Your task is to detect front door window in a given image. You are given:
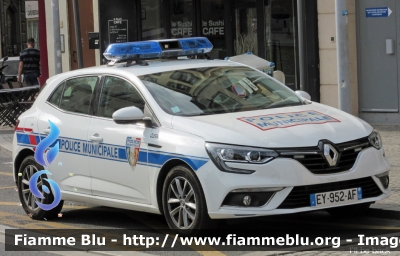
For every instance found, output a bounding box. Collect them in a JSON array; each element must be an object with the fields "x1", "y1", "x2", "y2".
[
  {"x1": 98, "y1": 76, "x2": 145, "y2": 118},
  {"x1": 88, "y1": 76, "x2": 150, "y2": 203}
]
